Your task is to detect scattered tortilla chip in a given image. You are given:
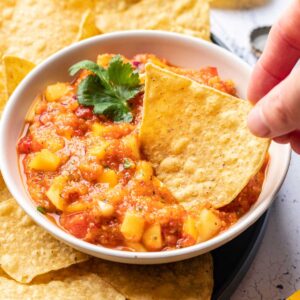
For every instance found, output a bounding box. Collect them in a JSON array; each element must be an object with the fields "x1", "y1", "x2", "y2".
[
  {"x1": 0, "y1": 0, "x2": 16, "y2": 56},
  {"x1": 77, "y1": 10, "x2": 102, "y2": 41},
  {"x1": 95, "y1": 0, "x2": 210, "y2": 40},
  {"x1": 140, "y1": 64, "x2": 269, "y2": 209},
  {"x1": 0, "y1": 172, "x2": 11, "y2": 202},
  {"x1": 0, "y1": 65, "x2": 8, "y2": 116},
  {"x1": 3, "y1": 55, "x2": 35, "y2": 96},
  {"x1": 0, "y1": 263, "x2": 125, "y2": 300},
  {"x1": 211, "y1": 0, "x2": 267, "y2": 9},
  {"x1": 89, "y1": 254, "x2": 213, "y2": 300},
  {"x1": 0, "y1": 199, "x2": 89, "y2": 283},
  {"x1": 2, "y1": 0, "x2": 94, "y2": 63}
]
